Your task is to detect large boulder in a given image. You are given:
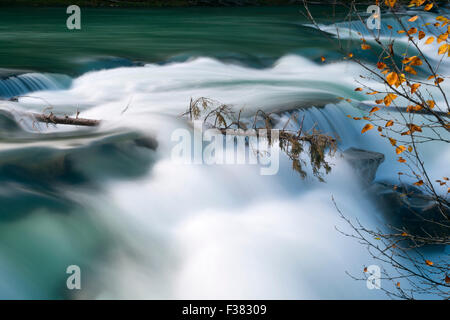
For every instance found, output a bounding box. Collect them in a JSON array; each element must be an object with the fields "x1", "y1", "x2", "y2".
[{"x1": 343, "y1": 147, "x2": 385, "y2": 185}]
